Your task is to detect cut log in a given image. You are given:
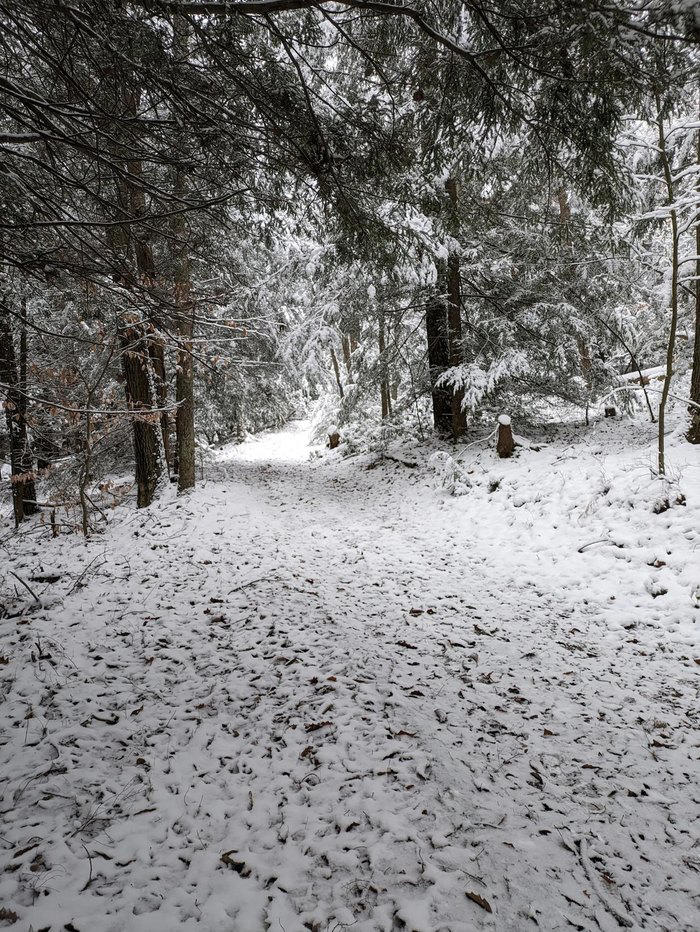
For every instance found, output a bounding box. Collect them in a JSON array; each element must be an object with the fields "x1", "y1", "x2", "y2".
[{"x1": 496, "y1": 415, "x2": 515, "y2": 458}]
